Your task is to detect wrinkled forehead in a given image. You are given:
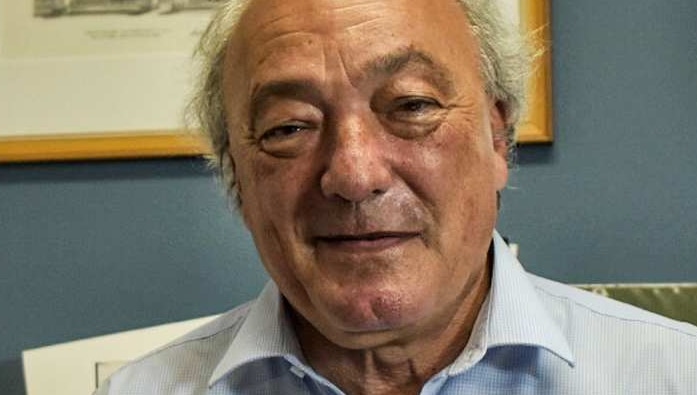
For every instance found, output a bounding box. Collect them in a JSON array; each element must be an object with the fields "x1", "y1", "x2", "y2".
[
  {"x1": 228, "y1": 0, "x2": 480, "y2": 76},
  {"x1": 236, "y1": 0, "x2": 445, "y2": 38}
]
